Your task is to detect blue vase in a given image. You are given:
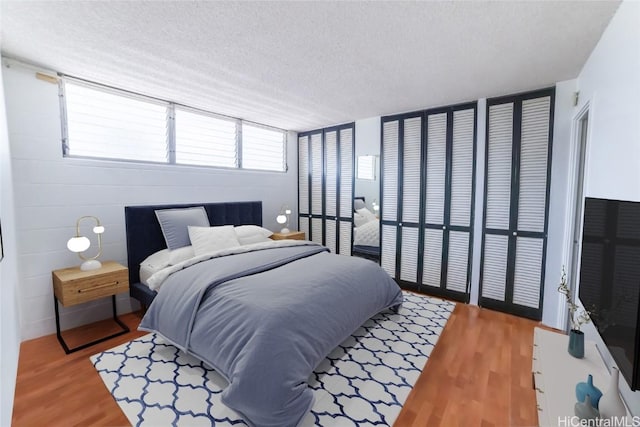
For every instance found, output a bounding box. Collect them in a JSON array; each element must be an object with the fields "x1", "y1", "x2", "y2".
[
  {"x1": 576, "y1": 374, "x2": 602, "y2": 409},
  {"x1": 568, "y1": 329, "x2": 585, "y2": 358}
]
